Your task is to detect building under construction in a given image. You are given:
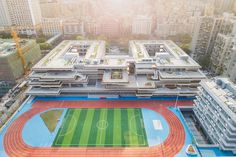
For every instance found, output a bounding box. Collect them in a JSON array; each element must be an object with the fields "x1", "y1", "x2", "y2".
[{"x1": 0, "y1": 39, "x2": 41, "y2": 97}]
